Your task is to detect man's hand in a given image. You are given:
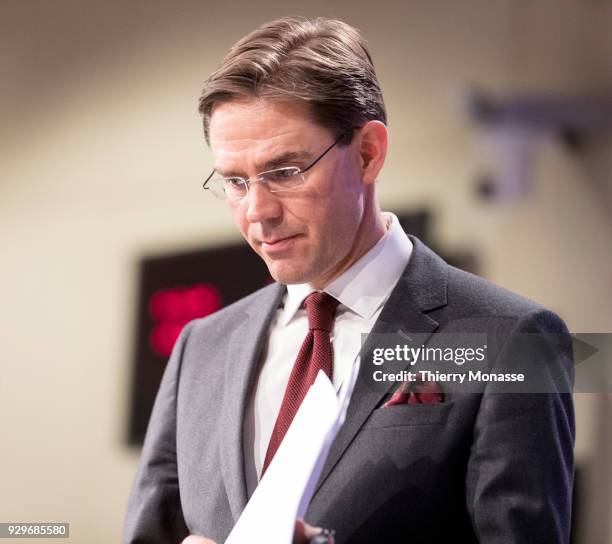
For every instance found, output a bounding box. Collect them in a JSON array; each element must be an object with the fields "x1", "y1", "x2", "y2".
[
  {"x1": 181, "y1": 537, "x2": 216, "y2": 544},
  {"x1": 180, "y1": 518, "x2": 334, "y2": 544},
  {"x1": 294, "y1": 517, "x2": 335, "y2": 544}
]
